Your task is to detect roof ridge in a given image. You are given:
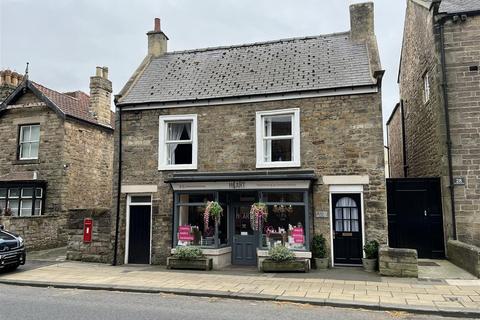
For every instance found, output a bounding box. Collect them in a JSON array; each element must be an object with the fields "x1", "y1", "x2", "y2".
[{"x1": 164, "y1": 31, "x2": 351, "y2": 56}]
